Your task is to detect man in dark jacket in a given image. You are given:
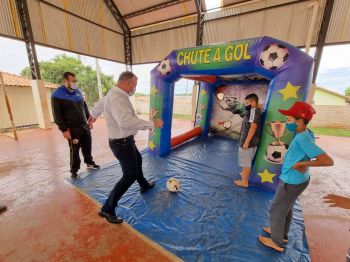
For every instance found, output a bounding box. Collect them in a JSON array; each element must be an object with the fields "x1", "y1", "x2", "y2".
[{"x1": 51, "y1": 72, "x2": 99, "y2": 179}]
